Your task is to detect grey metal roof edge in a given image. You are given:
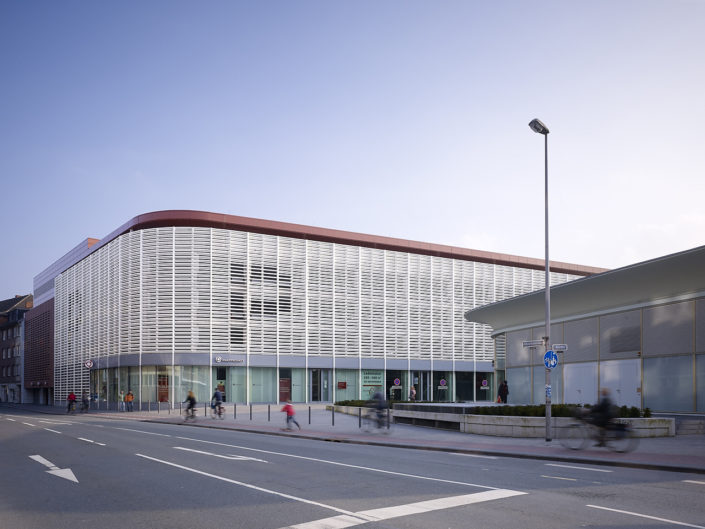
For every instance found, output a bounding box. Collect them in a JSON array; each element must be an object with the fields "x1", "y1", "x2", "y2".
[{"x1": 487, "y1": 289, "x2": 705, "y2": 337}]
